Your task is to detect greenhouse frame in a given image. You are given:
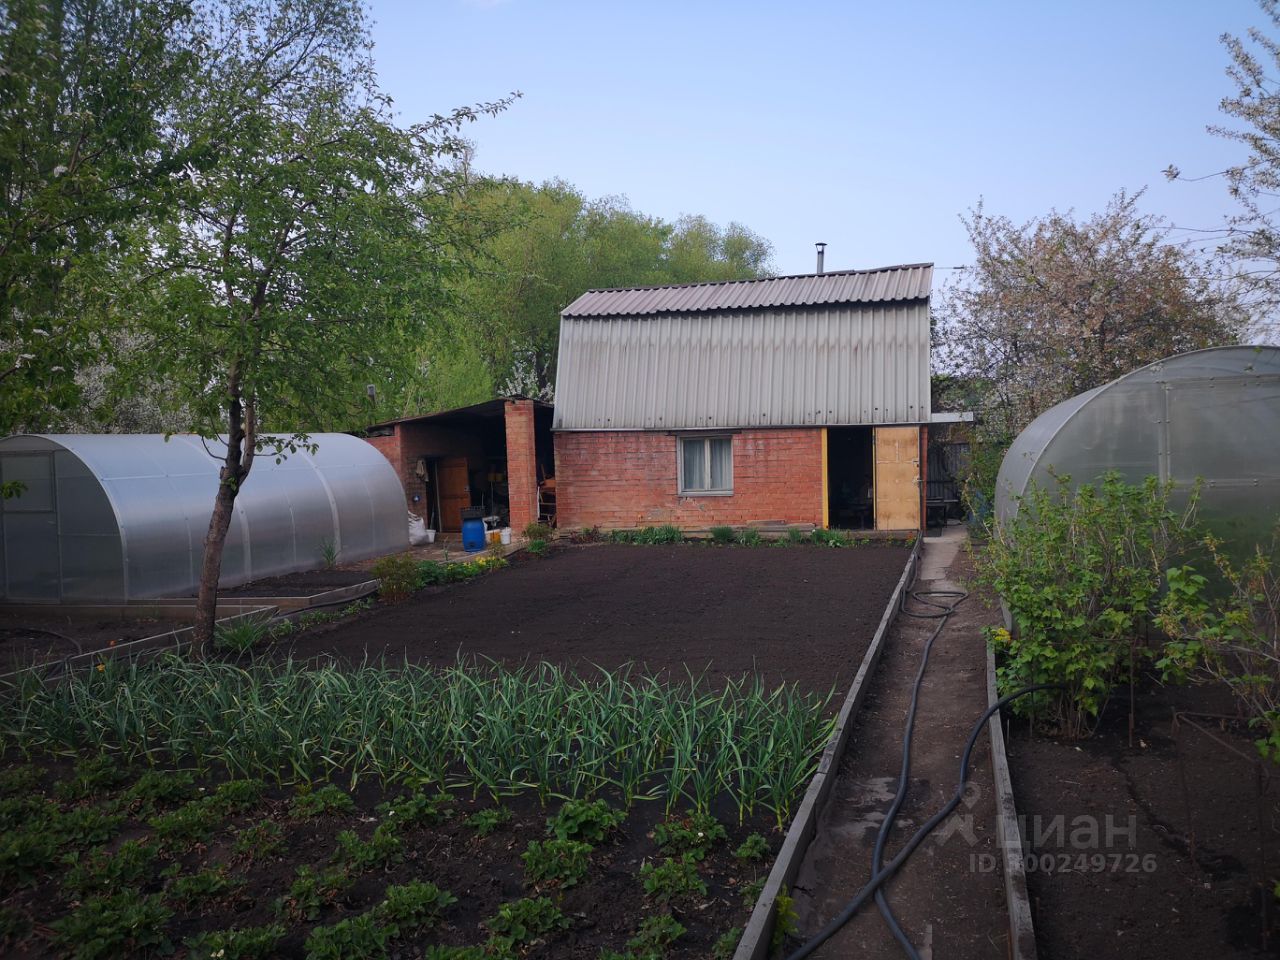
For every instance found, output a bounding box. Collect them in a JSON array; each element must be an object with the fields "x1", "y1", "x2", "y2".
[
  {"x1": 0, "y1": 433, "x2": 407, "y2": 603},
  {"x1": 995, "y1": 345, "x2": 1280, "y2": 549}
]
